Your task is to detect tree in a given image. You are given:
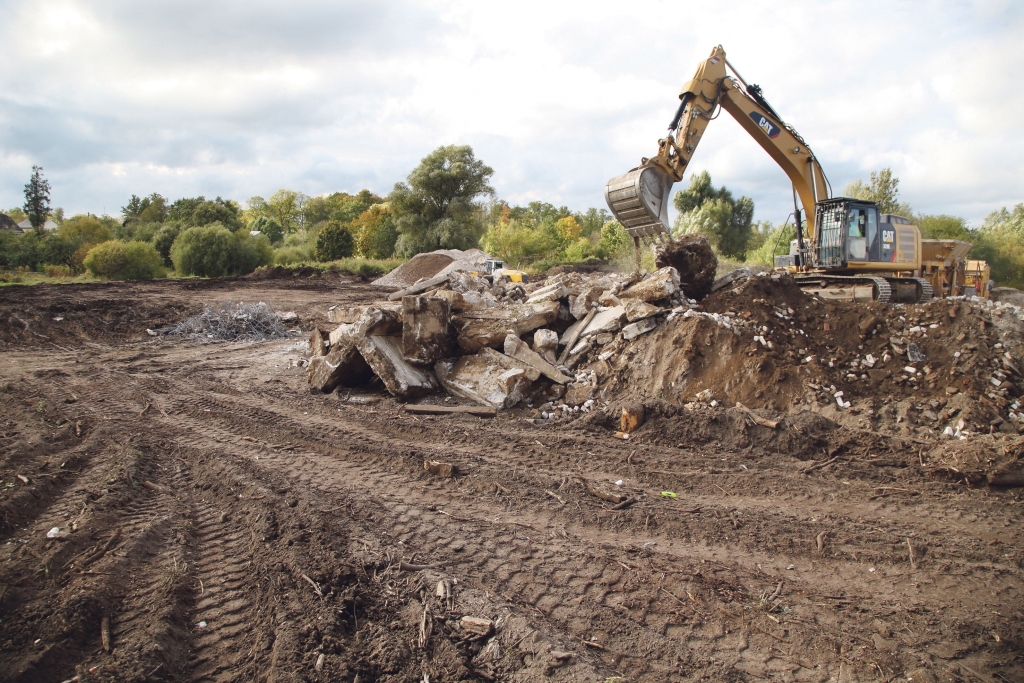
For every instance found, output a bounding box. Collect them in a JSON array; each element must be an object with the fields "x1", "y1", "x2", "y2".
[
  {"x1": 672, "y1": 171, "x2": 754, "y2": 260},
  {"x1": 351, "y1": 205, "x2": 398, "y2": 259},
  {"x1": 973, "y1": 204, "x2": 1024, "y2": 287},
  {"x1": 152, "y1": 224, "x2": 182, "y2": 267},
  {"x1": 313, "y1": 221, "x2": 355, "y2": 261},
  {"x1": 390, "y1": 145, "x2": 494, "y2": 257},
  {"x1": 844, "y1": 168, "x2": 913, "y2": 216},
  {"x1": 121, "y1": 193, "x2": 168, "y2": 223},
  {"x1": 248, "y1": 216, "x2": 284, "y2": 244},
  {"x1": 555, "y1": 216, "x2": 582, "y2": 245},
  {"x1": 23, "y1": 165, "x2": 52, "y2": 233},
  {"x1": 170, "y1": 223, "x2": 271, "y2": 277},
  {"x1": 916, "y1": 214, "x2": 972, "y2": 241},
  {"x1": 597, "y1": 221, "x2": 630, "y2": 259}
]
